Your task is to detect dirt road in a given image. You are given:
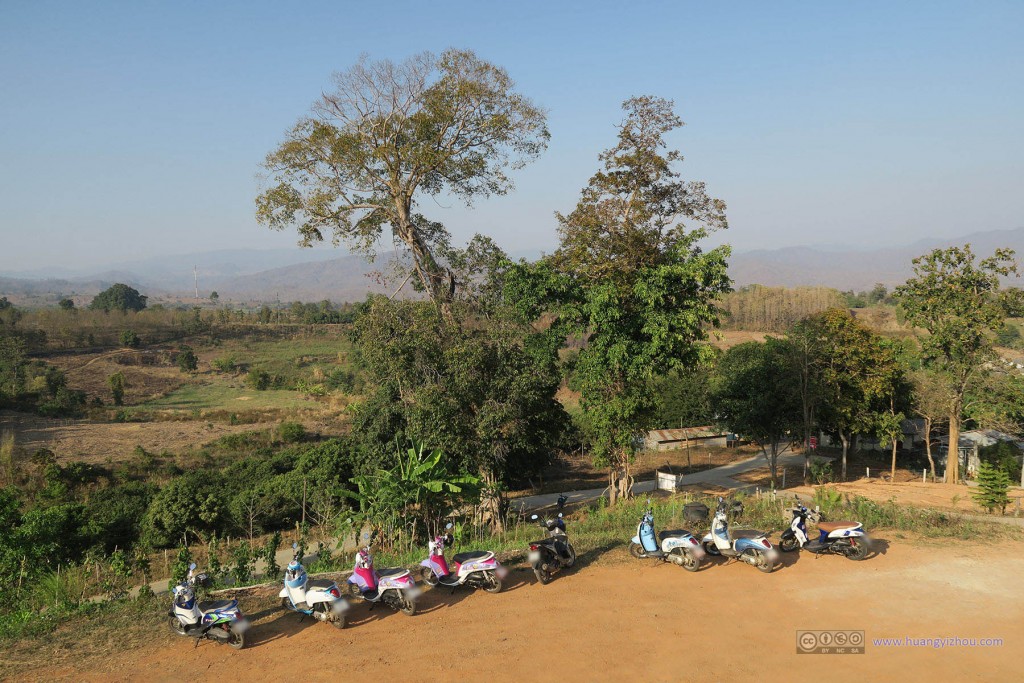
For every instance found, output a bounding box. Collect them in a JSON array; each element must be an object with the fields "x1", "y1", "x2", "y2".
[{"x1": 37, "y1": 536, "x2": 1022, "y2": 683}]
